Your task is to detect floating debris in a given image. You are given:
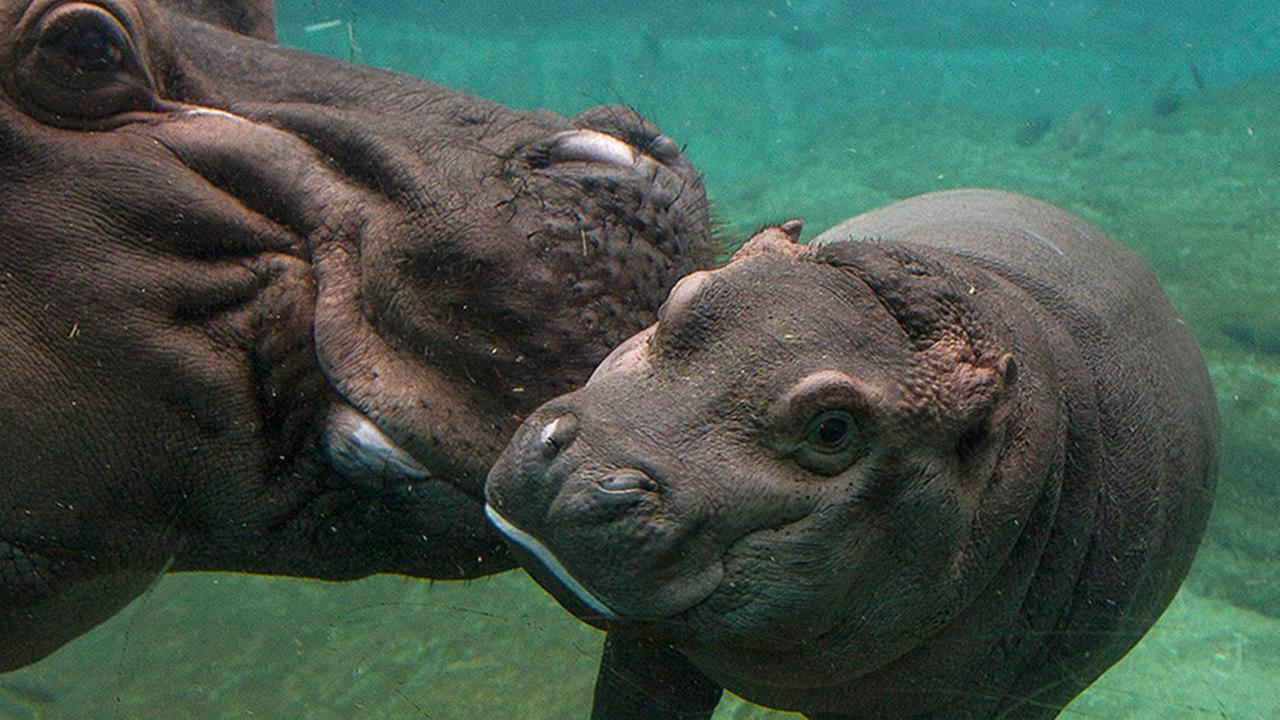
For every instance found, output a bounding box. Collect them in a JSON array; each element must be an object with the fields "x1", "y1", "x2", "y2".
[
  {"x1": 304, "y1": 19, "x2": 344, "y2": 34},
  {"x1": 1153, "y1": 87, "x2": 1183, "y2": 116},
  {"x1": 1058, "y1": 101, "x2": 1111, "y2": 156},
  {"x1": 1189, "y1": 59, "x2": 1207, "y2": 91},
  {"x1": 1014, "y1": 115, "x2": 1052, "y2": 147}
]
